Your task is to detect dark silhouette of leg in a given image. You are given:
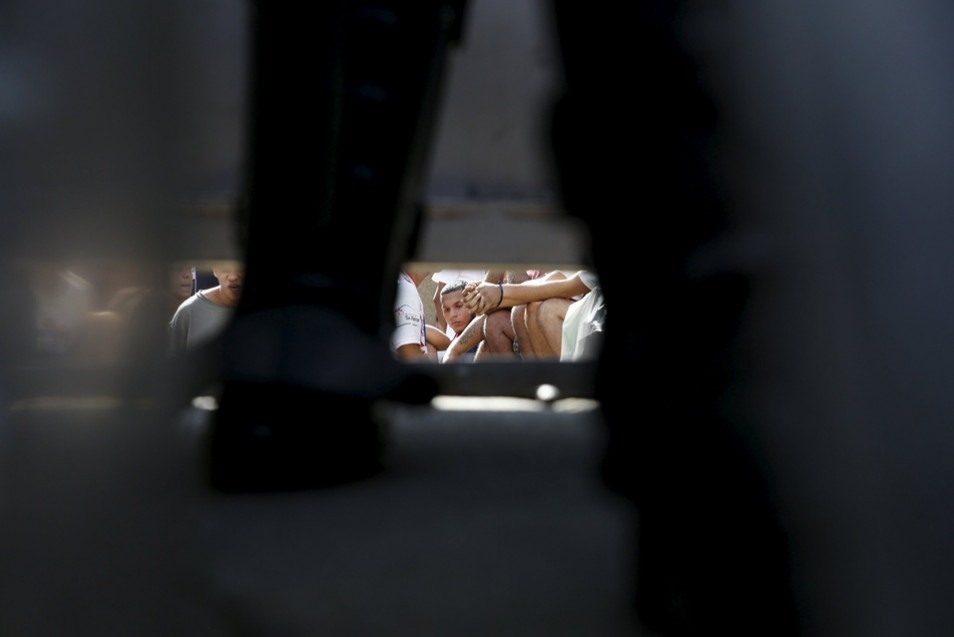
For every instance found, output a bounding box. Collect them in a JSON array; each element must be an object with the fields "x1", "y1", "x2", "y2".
[
  {"x1": 548, "y1": 2, "x2": 799, "y2": 634},
  {"x1": 208, "y1": 1, "x2": 466, "y2": 491}
]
